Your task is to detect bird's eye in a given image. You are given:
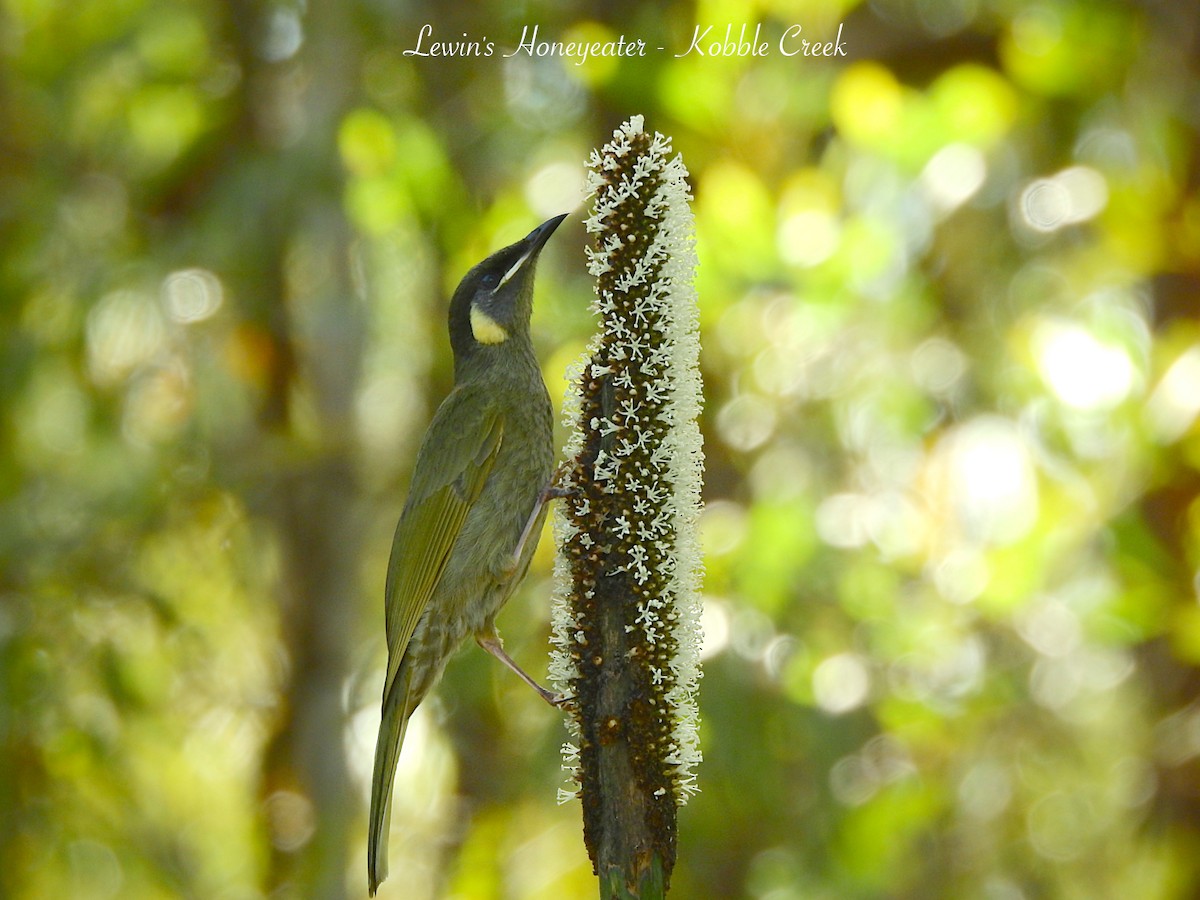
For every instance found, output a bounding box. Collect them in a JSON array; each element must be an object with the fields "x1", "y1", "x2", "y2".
[{"x1": 481, "y1": 272, "x2": 499, "y2": 290}]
